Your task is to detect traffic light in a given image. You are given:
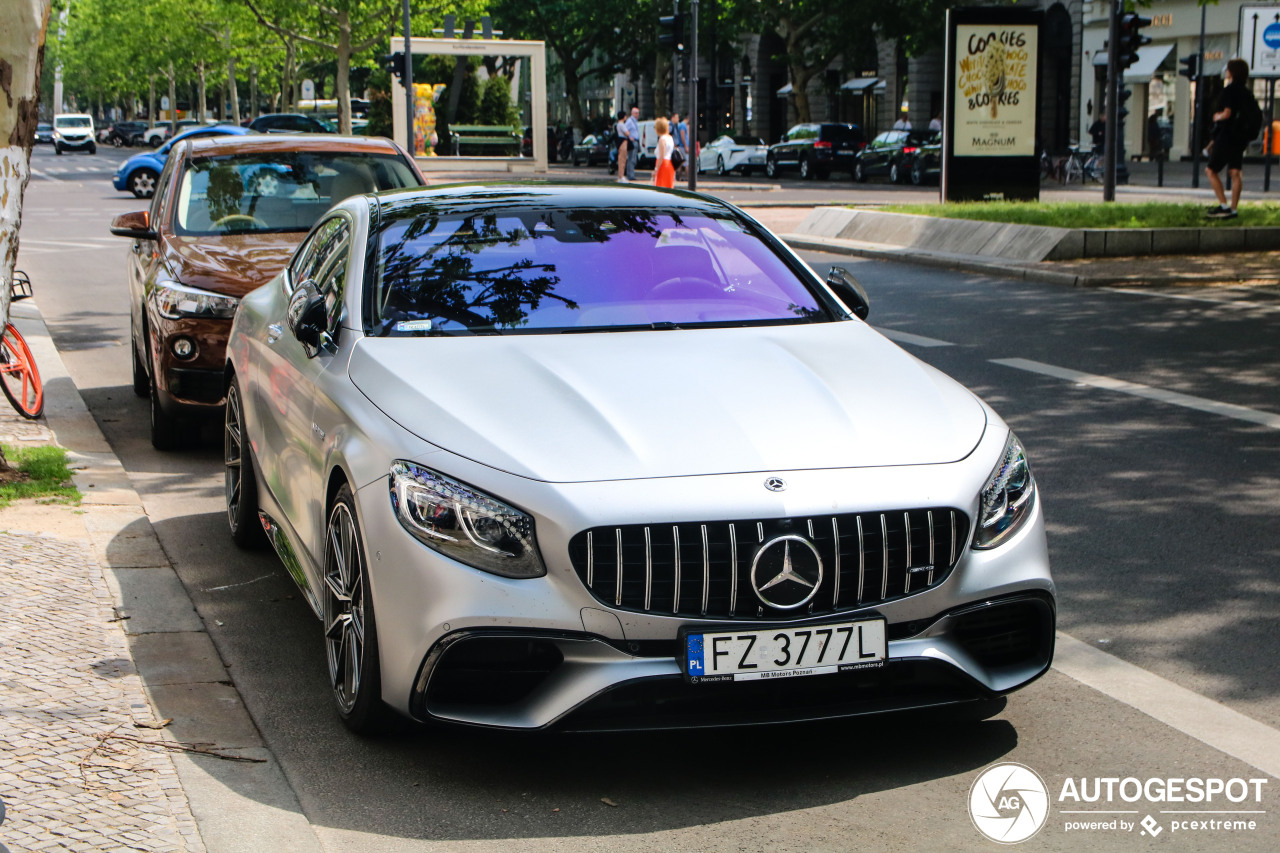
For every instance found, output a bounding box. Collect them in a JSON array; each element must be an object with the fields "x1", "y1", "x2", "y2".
[
  {"x1": 1116, "y1": 12, "x2": 1152, "y2": 69},
  {"x1": 1179, "y1": 52, "x2": 1200, "y2": 81},
  {"x1": 381, "y1": 52, "x2": 407, "y2": 84},
  {"x1": 659, "y1": 12, "x2": 686, "y2": 52},
  {"x1": 1116, "y1": 86, "x2": 1133, "y2": 120}
]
